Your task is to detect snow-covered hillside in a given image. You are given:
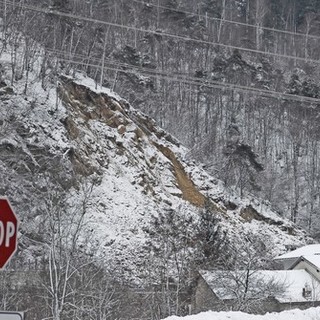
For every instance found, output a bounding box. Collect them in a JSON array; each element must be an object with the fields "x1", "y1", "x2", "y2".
[
  {"x1": 60, "y1": 73, "x2": 312, "y2": 258},
  {"x1": 0, "y1": 48, "x2": 312, "y2": 276},
  {"x1": 0, "y1": 40, "x2": 315, "y2": 319}
]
